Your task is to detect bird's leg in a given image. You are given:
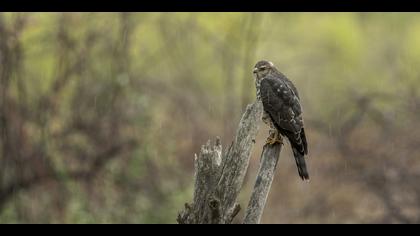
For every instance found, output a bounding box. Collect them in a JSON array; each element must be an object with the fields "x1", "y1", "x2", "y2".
[
  {"x1": 265, "y1": 129, "x2": 283, "y2": 146},
  {"x1": 262, "y1": 111, "x2": 283, "y2": 145}
]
